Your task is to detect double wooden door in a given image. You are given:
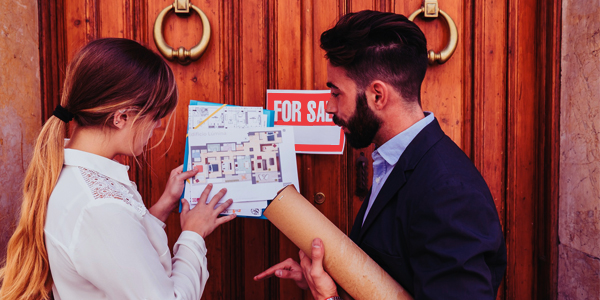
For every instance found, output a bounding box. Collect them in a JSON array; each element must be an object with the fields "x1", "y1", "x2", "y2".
[{"x1": 40, "y1": 0, "x2": 560, "y2": 299}]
